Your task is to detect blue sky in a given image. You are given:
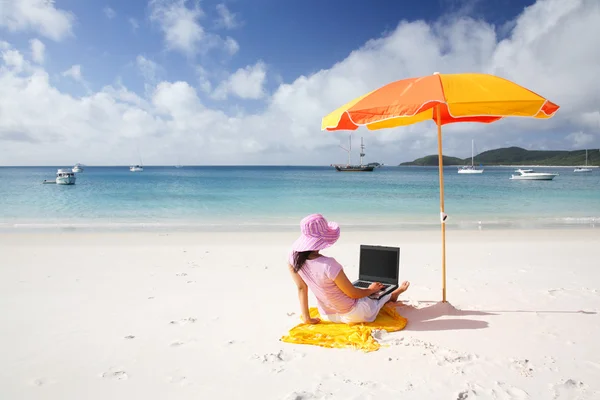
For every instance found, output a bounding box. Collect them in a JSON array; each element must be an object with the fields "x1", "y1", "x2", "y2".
[
  {"x1": 0, "y1": 0, "x2": 598, "y2": 165},
  {"x1": 37, "y1": 0, "x2": 537, "y2": 94}
]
